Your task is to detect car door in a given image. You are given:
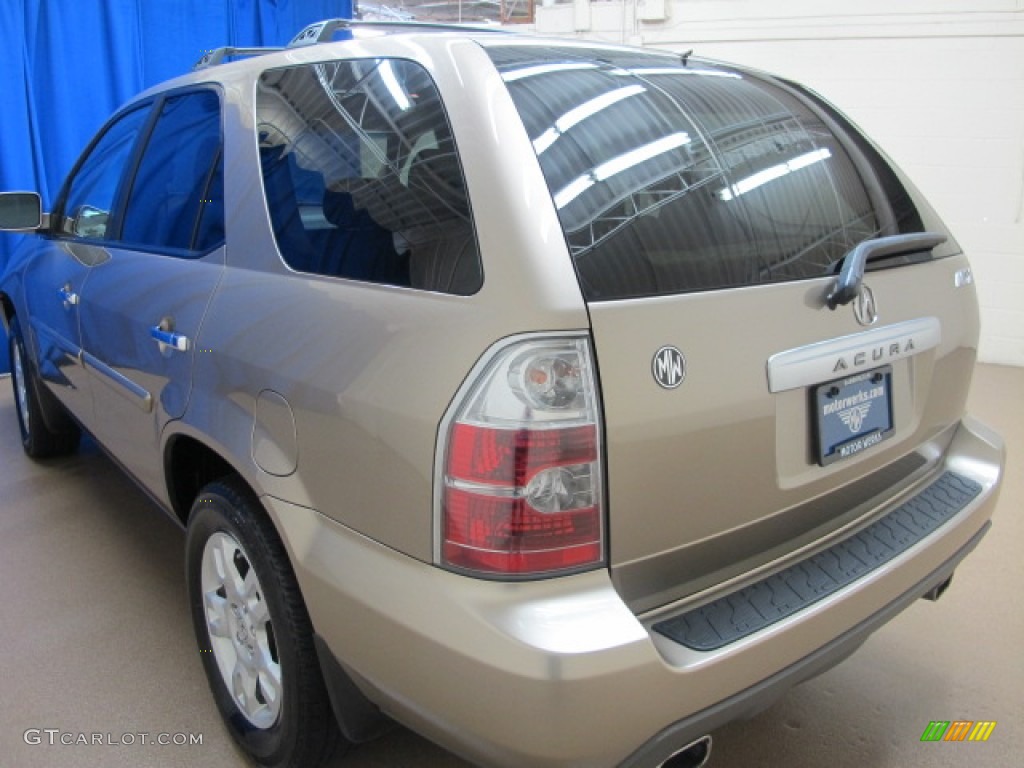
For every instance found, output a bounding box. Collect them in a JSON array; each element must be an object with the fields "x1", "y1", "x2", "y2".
[
  {"x1": 77, "y1": 89, "x2": 225, "y2": 497},
  {"x1": 20, "y1": 104, "x2": 154, "y2": 423}
]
